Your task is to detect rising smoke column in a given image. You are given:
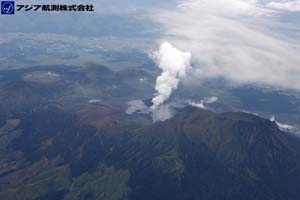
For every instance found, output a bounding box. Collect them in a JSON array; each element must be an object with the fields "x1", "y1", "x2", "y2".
[{"x1": 151, "y1": 42, "x2": 192, "y2": 110}]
